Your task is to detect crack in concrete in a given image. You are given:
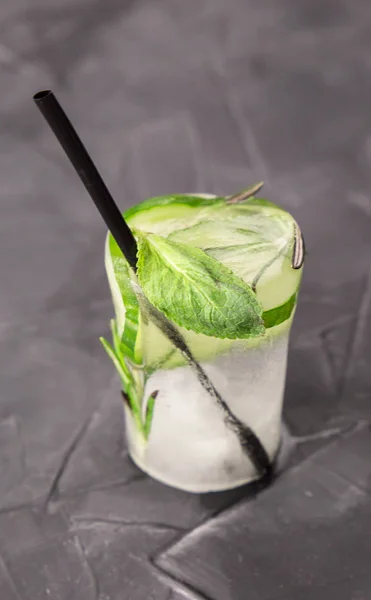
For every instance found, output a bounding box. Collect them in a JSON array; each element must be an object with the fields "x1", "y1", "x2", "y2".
[
  {"x1": 318, "y1": 333, "x2": 338, "y2": 392},
  {"x1": 71, "y1": 517, "x2": 187, "y2": 534},
  {"x1": 151, "y1": 562, "x2": 212, "y2": 600},
  {"x1": 341, "y1": 266, "x2": 371, "y2": 395},
  {"x1": 44, "y1": 412, "x2": 99, "y2": 510},
  {"x1": 56, "y1": 473, "x2": 146, "y2": 503},
  {"x1": 0, "y1": 474, "x2": 146, "y2": 517}
]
